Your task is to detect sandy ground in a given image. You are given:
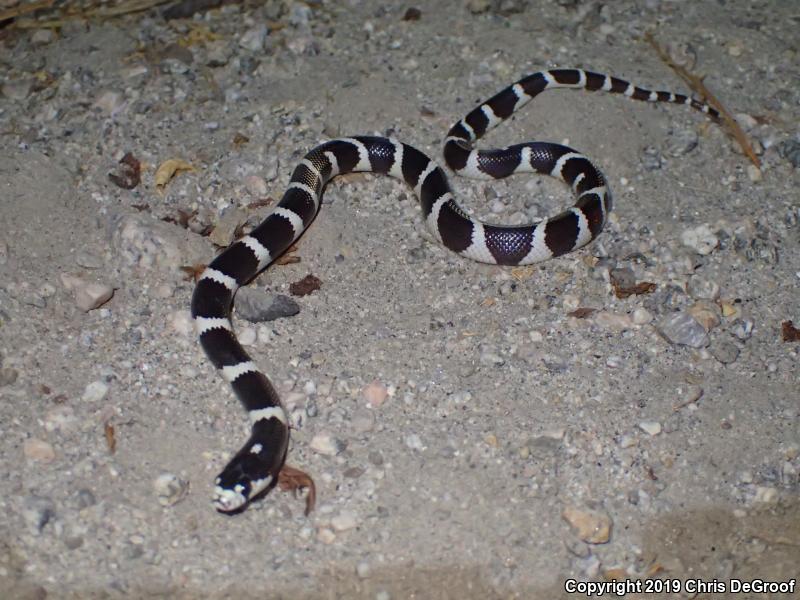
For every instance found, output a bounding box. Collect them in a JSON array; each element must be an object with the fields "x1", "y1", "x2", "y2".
[{"x1": 0, "y1": 0, "x2": 798, "y2": 598}]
